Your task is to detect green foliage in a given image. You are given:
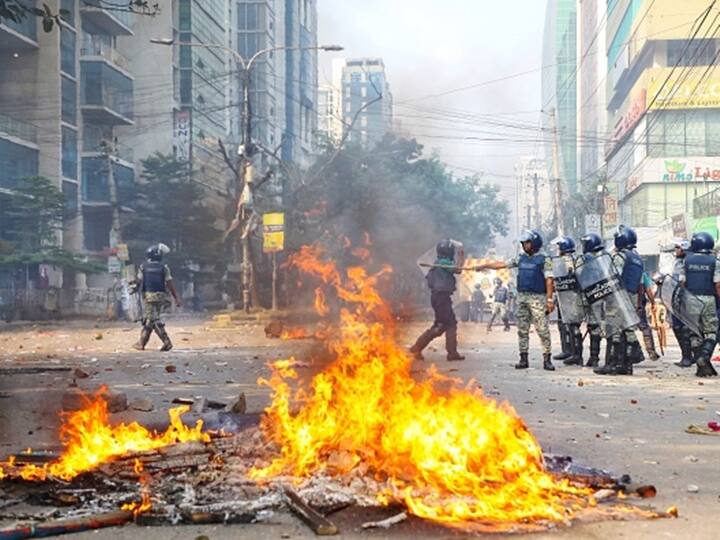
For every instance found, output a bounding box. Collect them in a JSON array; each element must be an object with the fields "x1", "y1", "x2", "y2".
[
  {"x1": 288, "y1": 136, "x2": 510, "y2": 257},
  {"x1": 0, "y1": 176, "x2": 100, "y2": 272},
  {"x1": 0, "y1": 1, "x2": 68, "y2": 32},
  {"x1": 125, "y1": 153, "x2": 223, "y2": 283}
]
